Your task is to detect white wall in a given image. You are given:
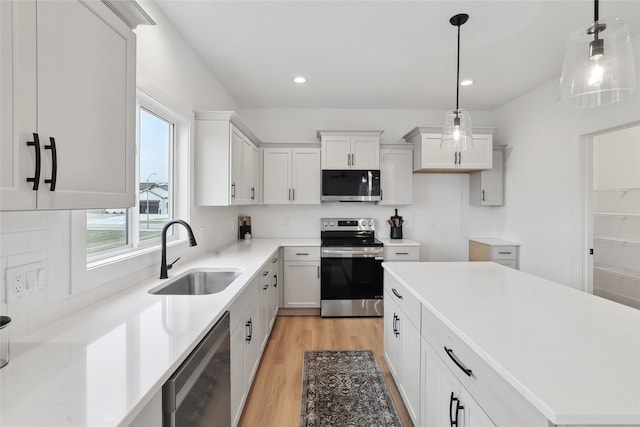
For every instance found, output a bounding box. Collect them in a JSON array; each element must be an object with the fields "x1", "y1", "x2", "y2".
[
  {"x1": 491, "y1": 72, "x2": 640, "y2": 288},
  {"x1": 0, "y1": 1, "x2": 241, "y2": 335}
]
